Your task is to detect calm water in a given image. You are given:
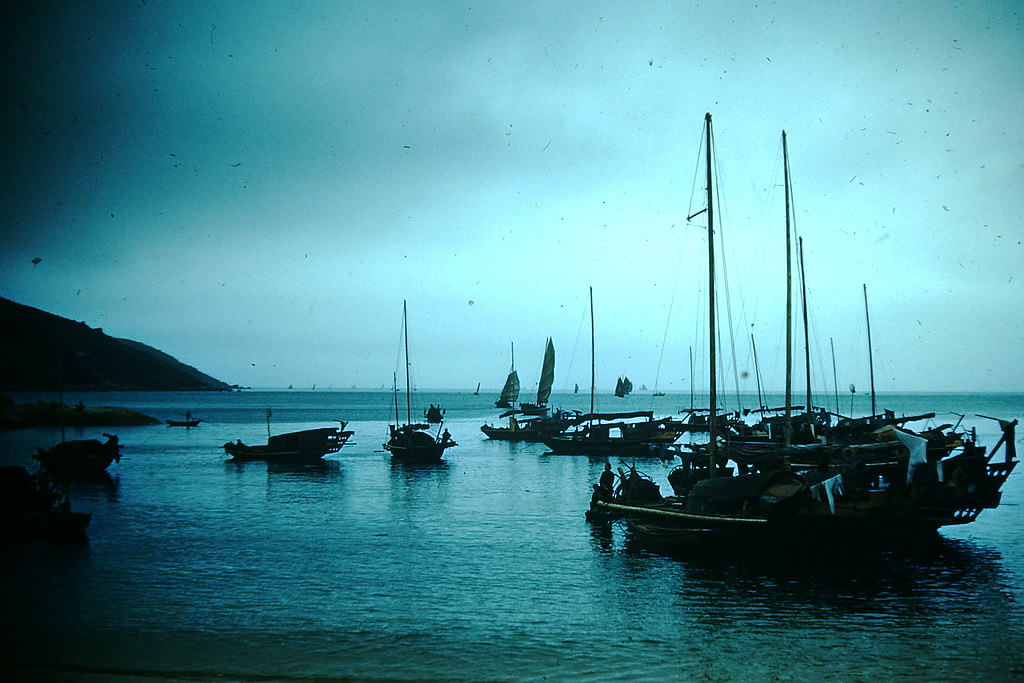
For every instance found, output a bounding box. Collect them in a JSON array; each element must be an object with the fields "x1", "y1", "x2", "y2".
[{"x1": 1, "y1": 390, "x2": 1023, "y2": 682}]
